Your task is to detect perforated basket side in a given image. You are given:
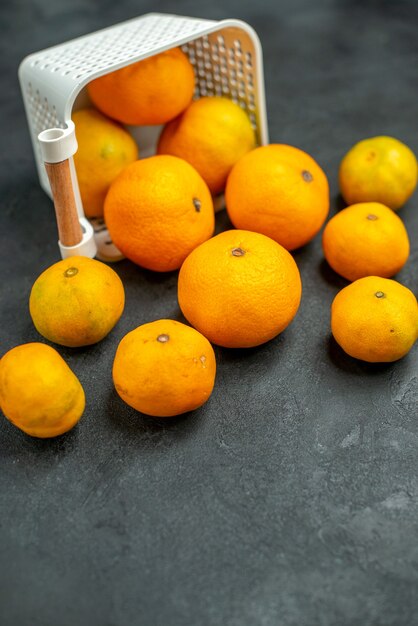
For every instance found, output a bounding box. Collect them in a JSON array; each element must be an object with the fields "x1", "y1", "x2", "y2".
[
  {"x1": 182, "y1": 26, "x2": 266, "y2": 145},
  {"x1": 22, "y1": 14, "x2": 217, "y2": 86}
]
